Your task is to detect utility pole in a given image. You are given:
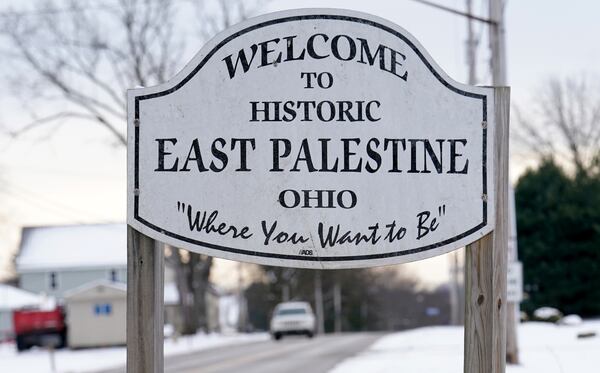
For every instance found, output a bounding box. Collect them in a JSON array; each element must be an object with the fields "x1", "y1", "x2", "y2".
[
  {"x1": 333, "y1": 276, "x2": 342, "y2": 333},
  {"x1": 237, "y1": 262, "x2": 247, "y2": 332},
  {"x1": 314, "y1": 271, "x2": 325, "y2": 335},
  {"x1": 466, "y1": 0, "x2": 478, "y2": 85},
  {"x1": 449, "y1": 0, "x2": 478, "y2": 327},
  {"x1": 489, "y1": 0, "x2": 519, "y2": 364},
  {"x1": 489, "y1": 0, "x2": 507, "y2": 85},
  {"x1": 409, "y1": 0, "x2": 518, "y2": 364},
  {"x1": 448, "y1": 252, "x2": 461, "y2": 325},
  {"x1": 281, "y1": 268, "x2": 294, "y2": 302},
  {"x1": 282, "y1": 284, "x2": 290, "y2": 302},
  {"x1": 506, "y1": 187, "x2": 520, "y2": 364}
]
